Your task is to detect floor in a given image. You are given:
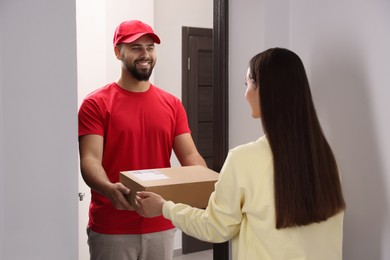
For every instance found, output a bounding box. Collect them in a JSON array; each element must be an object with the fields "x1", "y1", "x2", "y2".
[{"x1": 173, "y1": 249, "x2": 213, "y2": 260}]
